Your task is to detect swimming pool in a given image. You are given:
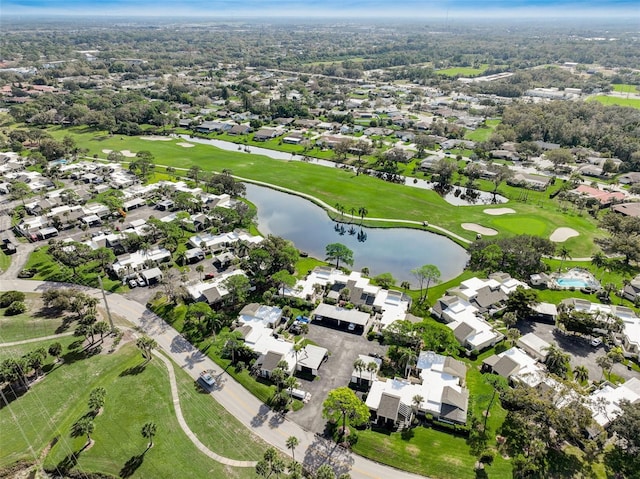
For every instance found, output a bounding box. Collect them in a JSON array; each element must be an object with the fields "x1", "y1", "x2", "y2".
[{"x1": 556, "y1": 278, "x2": 591, "y2": 288}]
